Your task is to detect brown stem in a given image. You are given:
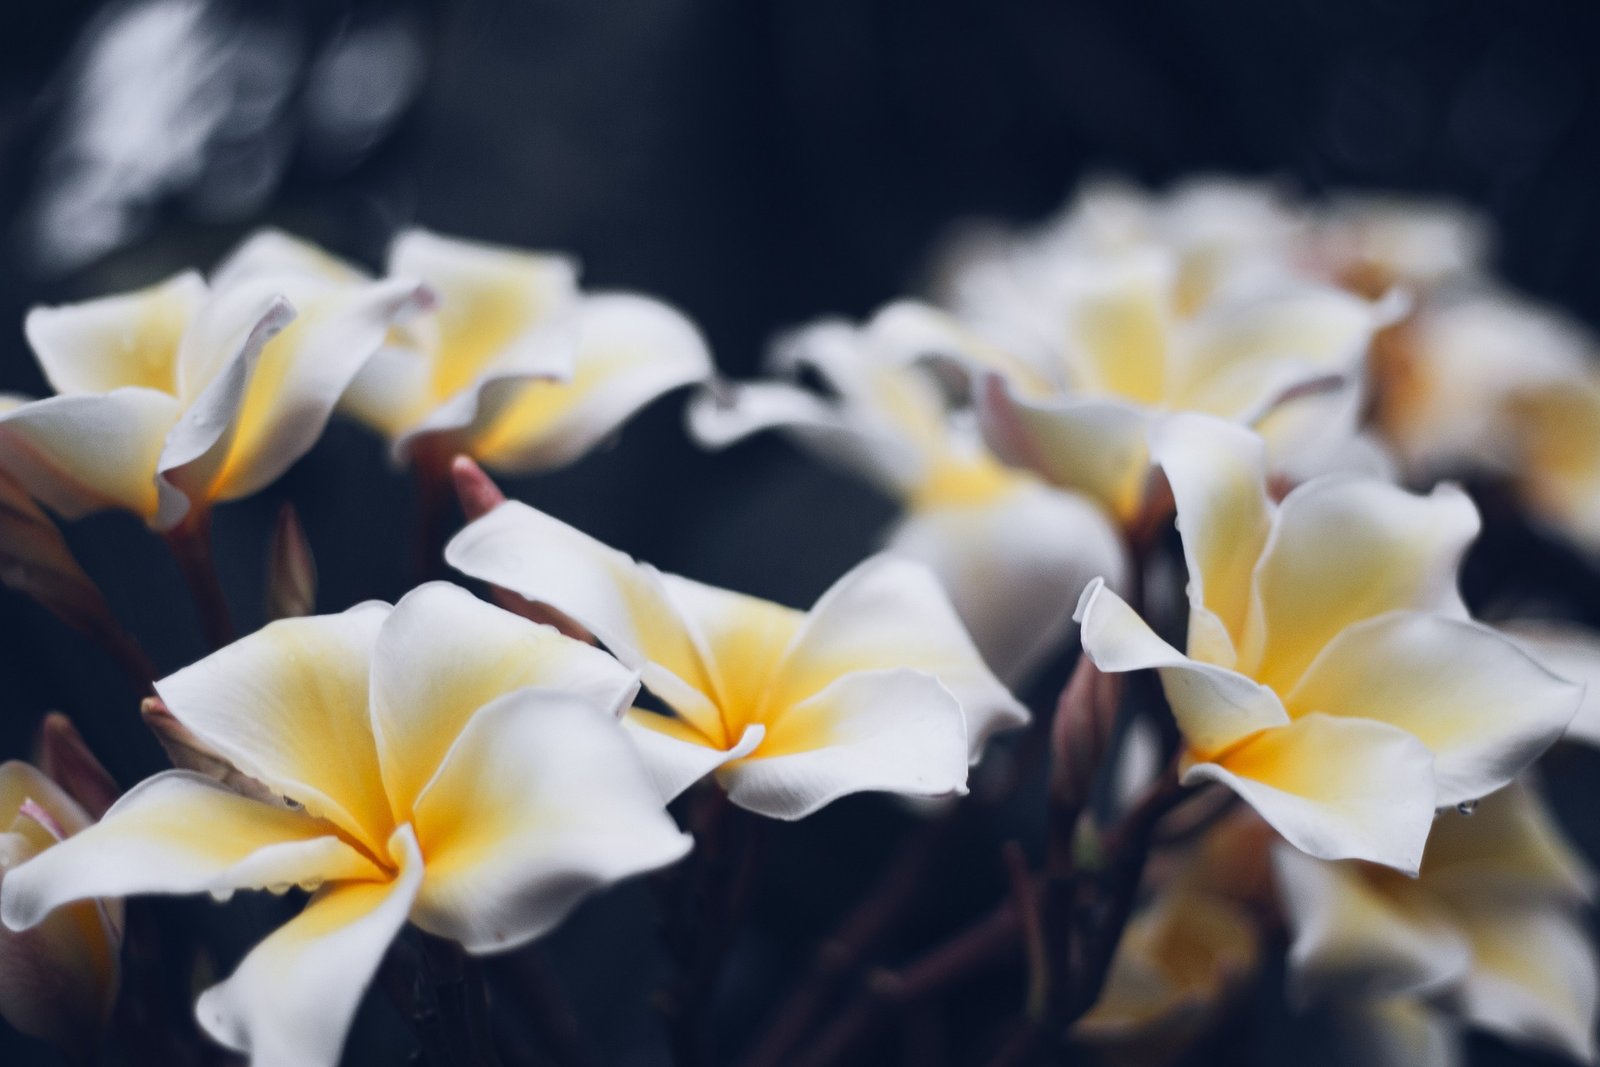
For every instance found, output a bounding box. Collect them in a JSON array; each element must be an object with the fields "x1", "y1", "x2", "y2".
[
  {"x1": 163, "y1": 506, "x2": 234, "y2": 651},
  {"x1": 660, "y1": 788, "x2": 758, "y2": 1066},
  {"x1": 737, "y1": 811, "x2": 957, "y2": 1067},
  {"x1": 791, "y1": 901, "x2": 1024, "y2": 1067},
  {"x1": 412, "y1": 441, "x2": 457, "y2": 584}
]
